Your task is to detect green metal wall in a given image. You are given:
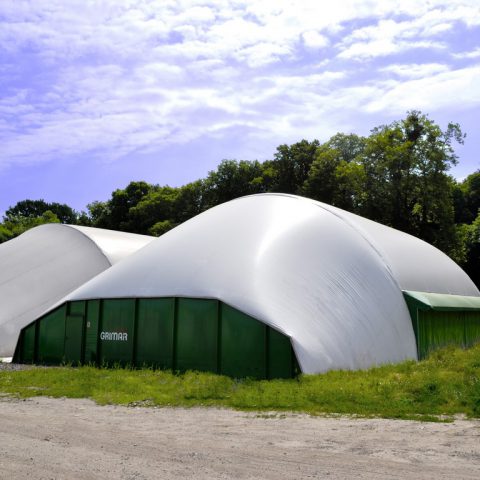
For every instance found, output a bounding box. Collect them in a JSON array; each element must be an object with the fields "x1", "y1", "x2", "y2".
[
  {"x1": 136, "y1": 298, "x2": 175, "y2": 368},
  {"x1": 100, "y1": 299, "x2": 135, "y2": 366},
  {"x1": 176, "y1": 298, "x2": 218, "y2": 372},
  {"x1": 38, "y1": 305, "x2": 66, "y2": 364},
  {"x1": 85, "y1": 300, "x2": 100, "y2": 363},
  {"x1": 20, "y1": 322, "x2": 37, "y2": 363},
  {"x1": 465, "y1": 312, "x2": 480, "y2": 347},
  {"x1": 14, "y1": 298, "x2": 298, "y2": 379},
  {"x1": 220, "y1": 304, "x2": 267, "y2": 378},
  {"x1": 413, "y1": 310, "x2": 480, "y2": 359}
]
